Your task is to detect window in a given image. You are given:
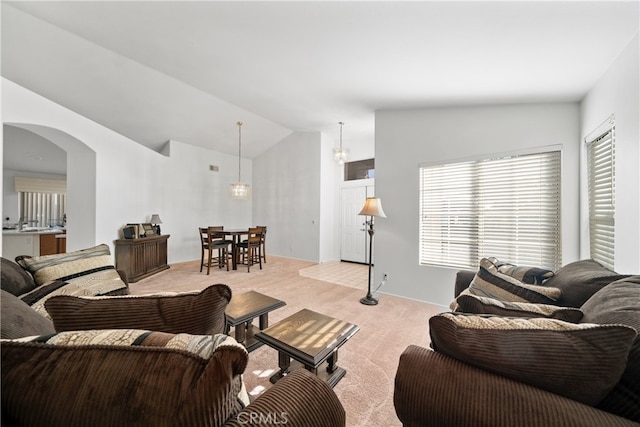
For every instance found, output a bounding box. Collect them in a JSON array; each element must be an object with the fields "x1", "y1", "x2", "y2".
[
  {"x1": 586, "y1": 122, "x2": 615, "y2": 270},
  {"x1": 15, "y1": 177, "x2": 67, "y2": 228},
  {"x1": 419, "y1": 150, "x2": 561, "y2": 270}
]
